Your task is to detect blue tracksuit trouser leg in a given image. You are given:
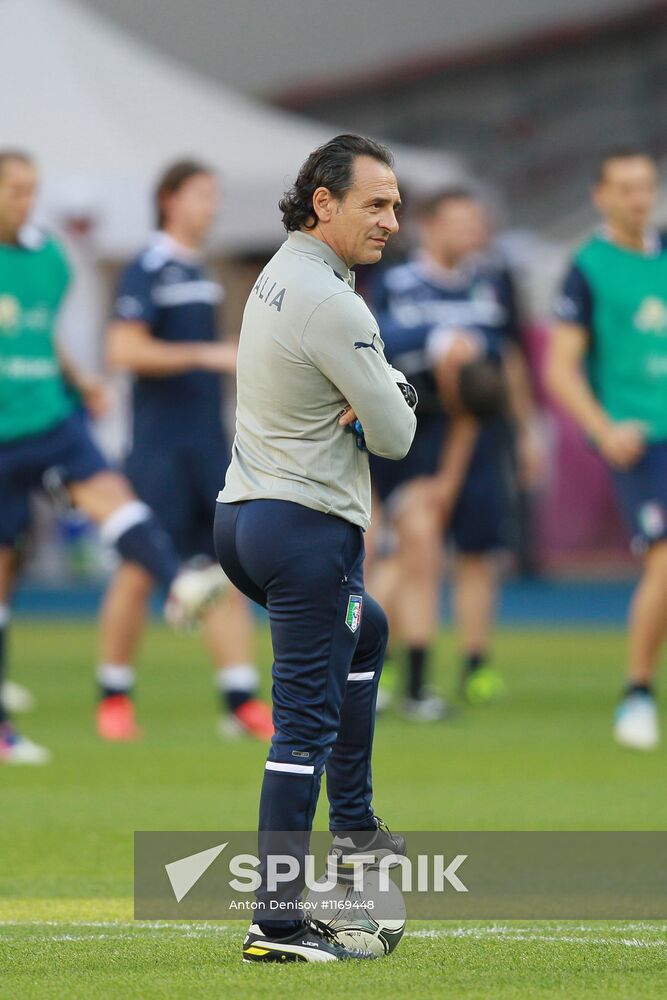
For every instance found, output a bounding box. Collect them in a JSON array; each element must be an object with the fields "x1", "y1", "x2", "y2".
[{"x1": 214, "y1": 499, "x2": 388, "y2": 922}]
